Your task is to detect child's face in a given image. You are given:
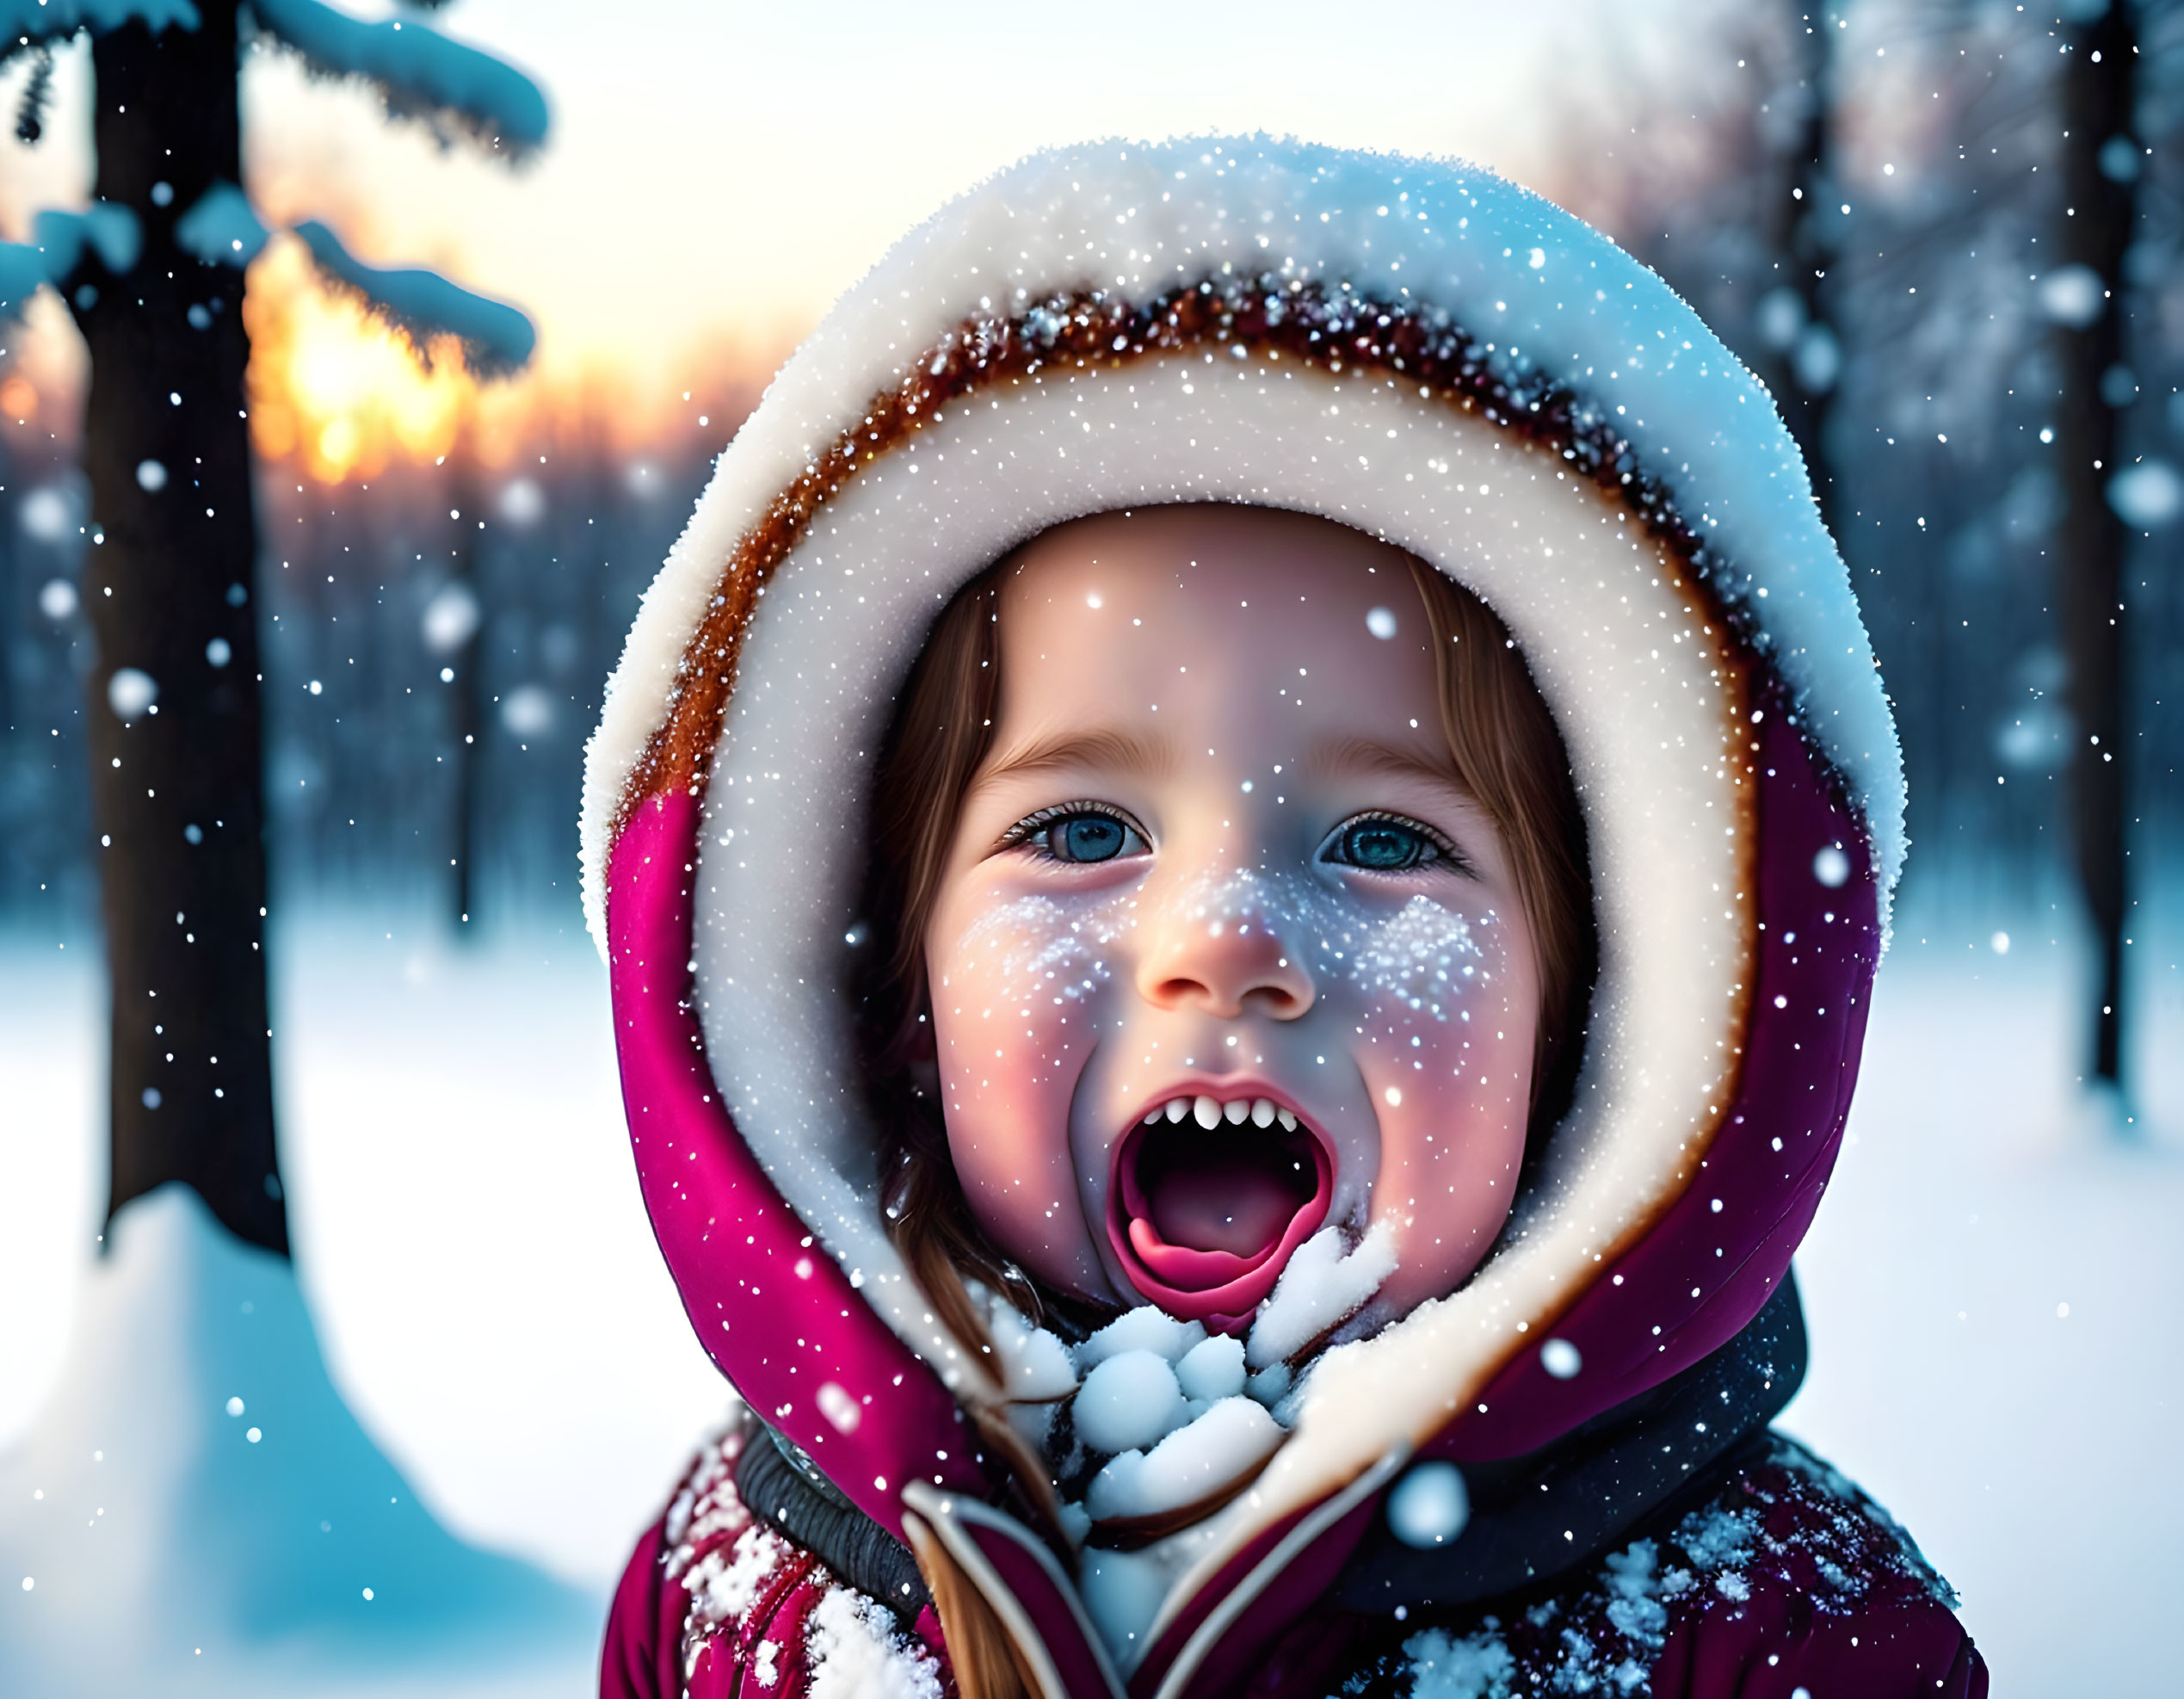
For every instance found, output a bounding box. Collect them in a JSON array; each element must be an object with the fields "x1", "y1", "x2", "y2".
[{"x1": 922, "y1": 507, "x2": 1539, "y2": 1332}]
